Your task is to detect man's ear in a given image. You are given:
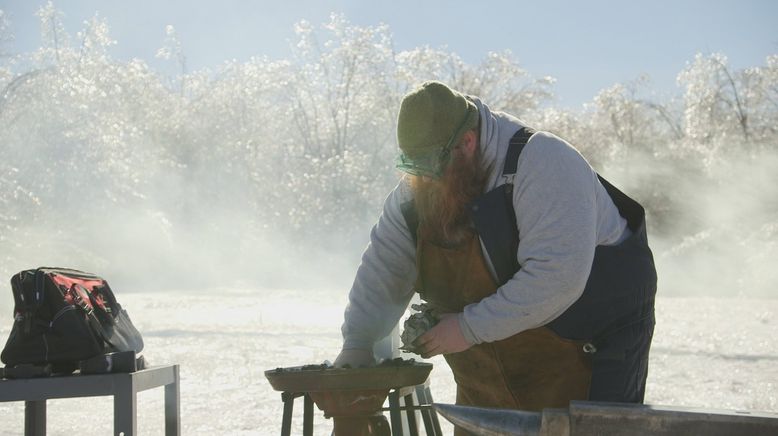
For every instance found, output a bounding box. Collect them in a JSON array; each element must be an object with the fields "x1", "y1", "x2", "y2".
[{"x1": 462, "y1": 130, "x2": 478, "y2": 157}]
